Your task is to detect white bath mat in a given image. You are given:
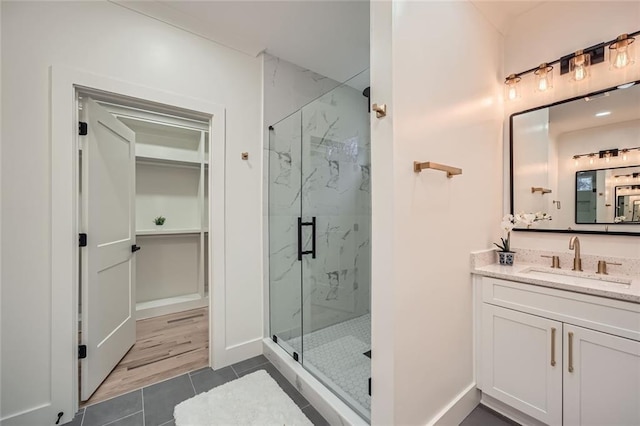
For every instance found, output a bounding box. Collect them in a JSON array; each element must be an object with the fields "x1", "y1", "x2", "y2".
[{"x1": 174, "y1": 370, "x2": 313, "y2": 426}]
